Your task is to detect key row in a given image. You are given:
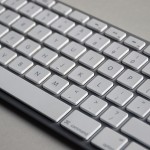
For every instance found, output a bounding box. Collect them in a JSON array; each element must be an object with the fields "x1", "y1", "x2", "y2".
[
  {"x1": 0, "y1": 46, "x2": 150, "y2": 120},
  {"x1": 0, "y1": 0, "x2": 148, "y2": 52}
]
